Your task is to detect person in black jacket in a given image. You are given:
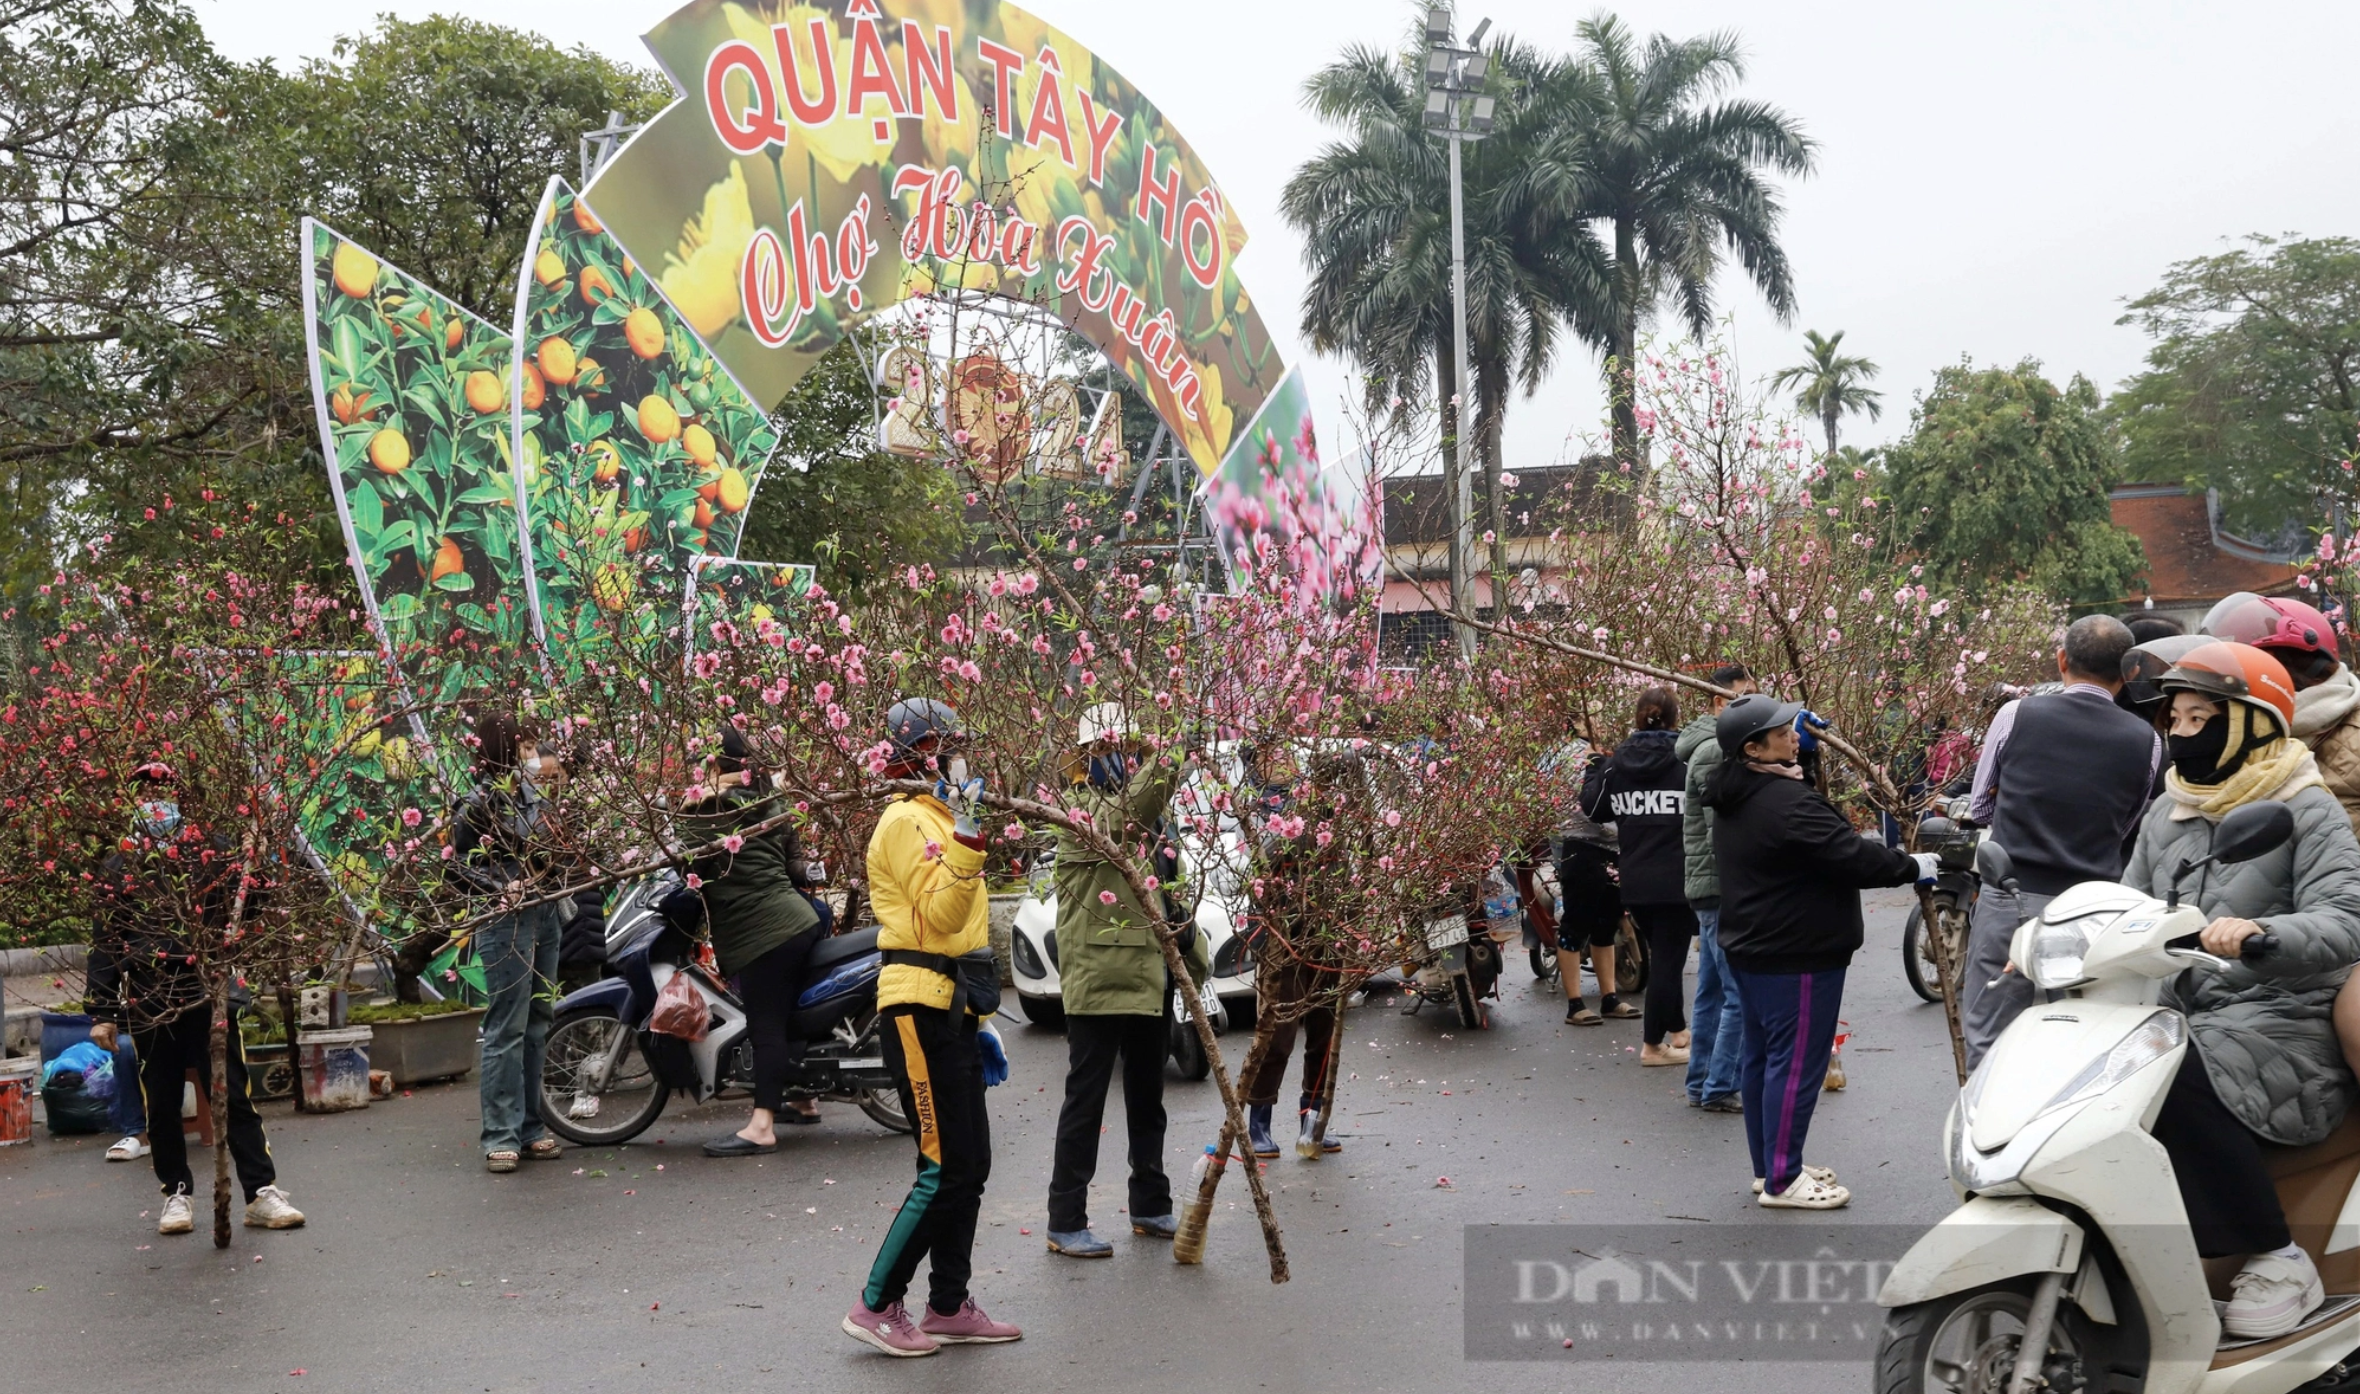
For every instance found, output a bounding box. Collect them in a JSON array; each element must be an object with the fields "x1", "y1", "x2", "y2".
[
  {"x1": 1582, "y1": 688, "x2": 1697, "y2": 1066},
  {"x1": 1705, "y1": 696, "x2": 1935, "y2": 1209},
  {"x1": 86, "y1": 761, "x2": 305, "y2": 1235}
]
